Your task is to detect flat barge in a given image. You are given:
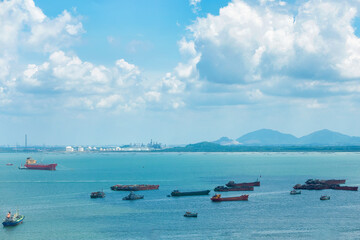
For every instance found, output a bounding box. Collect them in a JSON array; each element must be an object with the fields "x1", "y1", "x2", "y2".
[
  {"x1": 214, "y1": 186, "x2": 254, "y2": 192},
  {"x1": 211, "y1": 194, "x2": 249, "y2": 202},
  {"x1": 226, "y1": 180, "x2": 260, "y2": 187},
  {"x1": 111, "y1": 184, "x2": 159, "y2": 191},
  {"x1": 294, "y1": 179, "x2": 357, "y2": 191},
  {"x1": 171, "y1": 190, "x2": 210, "y2": 196}
]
